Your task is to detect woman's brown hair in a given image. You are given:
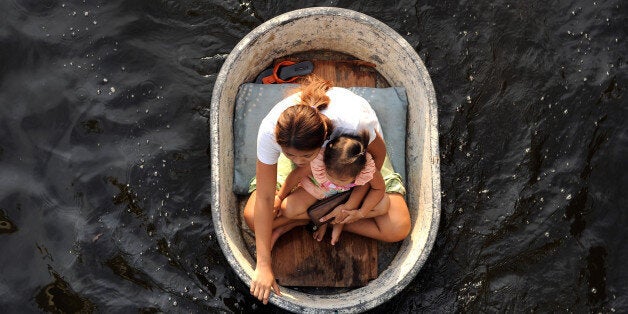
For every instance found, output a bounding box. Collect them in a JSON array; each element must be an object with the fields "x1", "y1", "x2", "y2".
[
  {"x1": 324, "y1": 130, "x2": 371, "y2": 179},
  {"x1": 275, "y1": 75, "x2": 334, "y2": 150}
]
